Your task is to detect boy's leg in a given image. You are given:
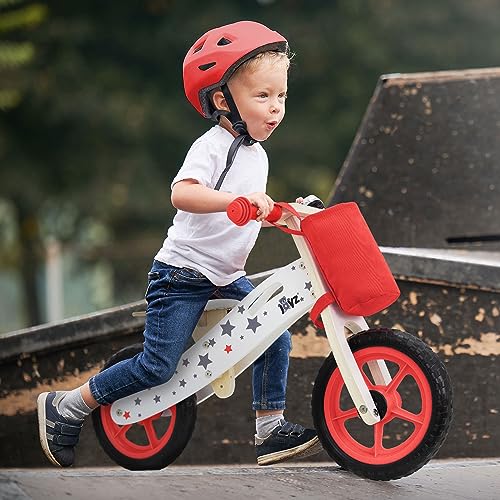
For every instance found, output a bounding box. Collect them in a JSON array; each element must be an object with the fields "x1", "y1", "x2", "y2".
[
  {"x1": 218, "y1": 276, "x2": 322, "y2": 465},
  {"x1": 89, "y1": 264, "x2": 215, "y2": 404},
  {"x1": 250, "y1": 315, "x2": 322, "y2": 465},
  {"x1": 38, "y1": 262, "x2": 216, "y2": 467},
  {"x1": 217, "y1": 276, "x2": 292, "y2": 409}
]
